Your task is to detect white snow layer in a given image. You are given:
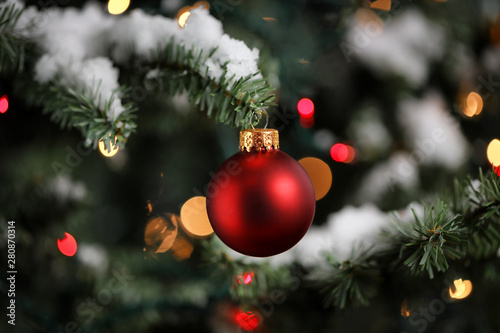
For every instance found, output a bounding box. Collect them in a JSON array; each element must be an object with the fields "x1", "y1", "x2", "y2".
[
  {"x1": 397, "y1": 93, "x2": 470, "y2": 169},
  {"x1": 345, "y1": 10, "x2": 445, "y2": 86},
  {"x1": 3, "y1": 1, "x2": 261, "y2": 121}
]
